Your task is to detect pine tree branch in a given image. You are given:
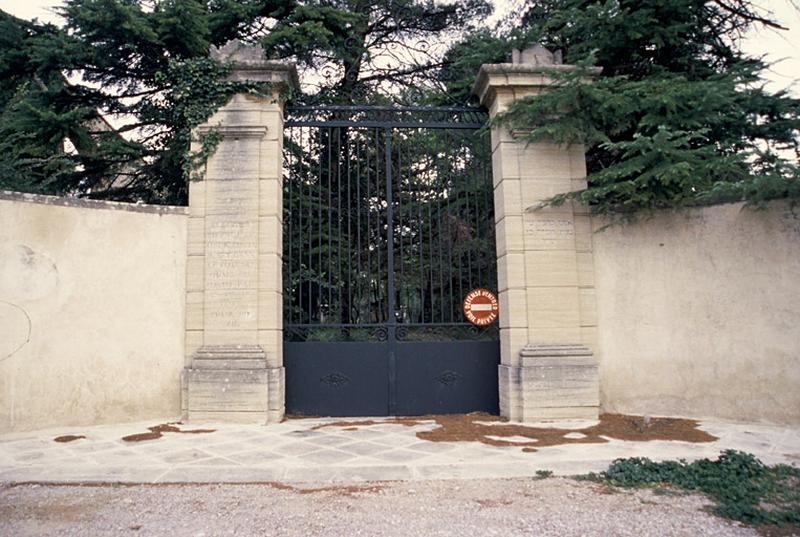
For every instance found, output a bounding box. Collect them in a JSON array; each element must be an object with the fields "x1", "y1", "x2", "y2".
[{"x1": 712, "y1": 0, "x2": 788, "y2": 30}]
